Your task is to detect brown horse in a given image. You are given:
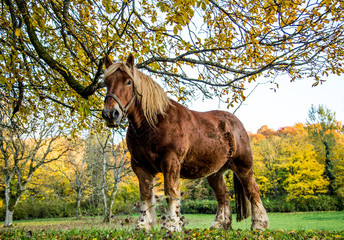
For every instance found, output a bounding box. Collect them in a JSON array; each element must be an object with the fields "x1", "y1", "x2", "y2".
[{"x1": 102, "y1": 54, "x2": 269, "y2": 231}]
